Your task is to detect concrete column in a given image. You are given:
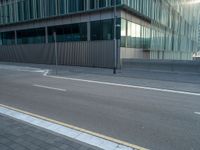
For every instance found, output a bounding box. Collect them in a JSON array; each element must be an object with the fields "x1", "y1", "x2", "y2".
[
  {"x1": 86, "y1": 0, "x2": 90, "y2": 10},
  {"x1": 87, "y1": 22, "x2": 90, "y2": 41},
  {"x1": 125, "y1": 20, "x2": 128, "y2": 48}
]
